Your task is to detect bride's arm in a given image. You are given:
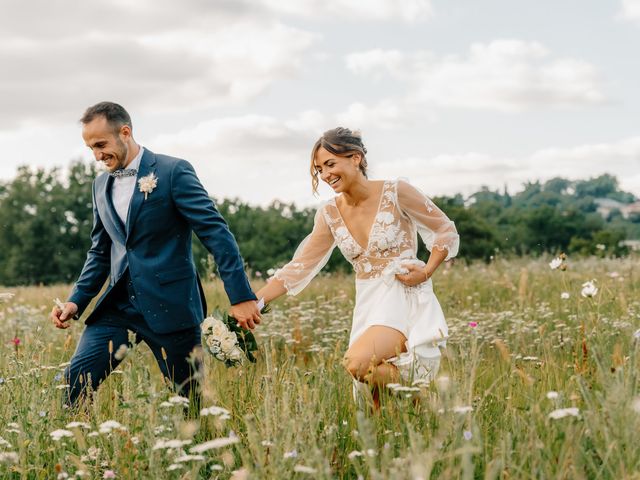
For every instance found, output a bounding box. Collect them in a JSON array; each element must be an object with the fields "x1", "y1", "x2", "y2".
[
  {"x1": 255, "y1": 278, "x2": 288, "y2": 304},
  {"x1": 256, "y1": 207, "x2": 336, "y2": 304},
  {"x1": 395, "y1": 180, "x2": 459, "y2": 286},
  {"x1": 423, "y1": 246, "x2": 449, "y2": 279}
]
